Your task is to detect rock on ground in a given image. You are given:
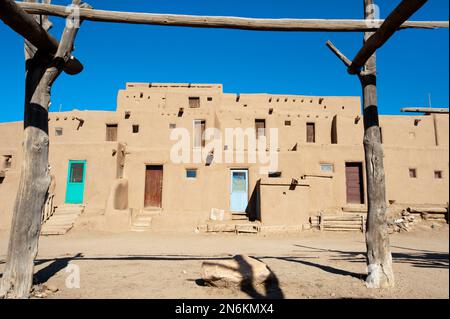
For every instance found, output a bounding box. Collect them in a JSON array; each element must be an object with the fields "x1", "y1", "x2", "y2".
[{"x1": 201, "y1": 255, "x2": 273, "y2": 289}]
